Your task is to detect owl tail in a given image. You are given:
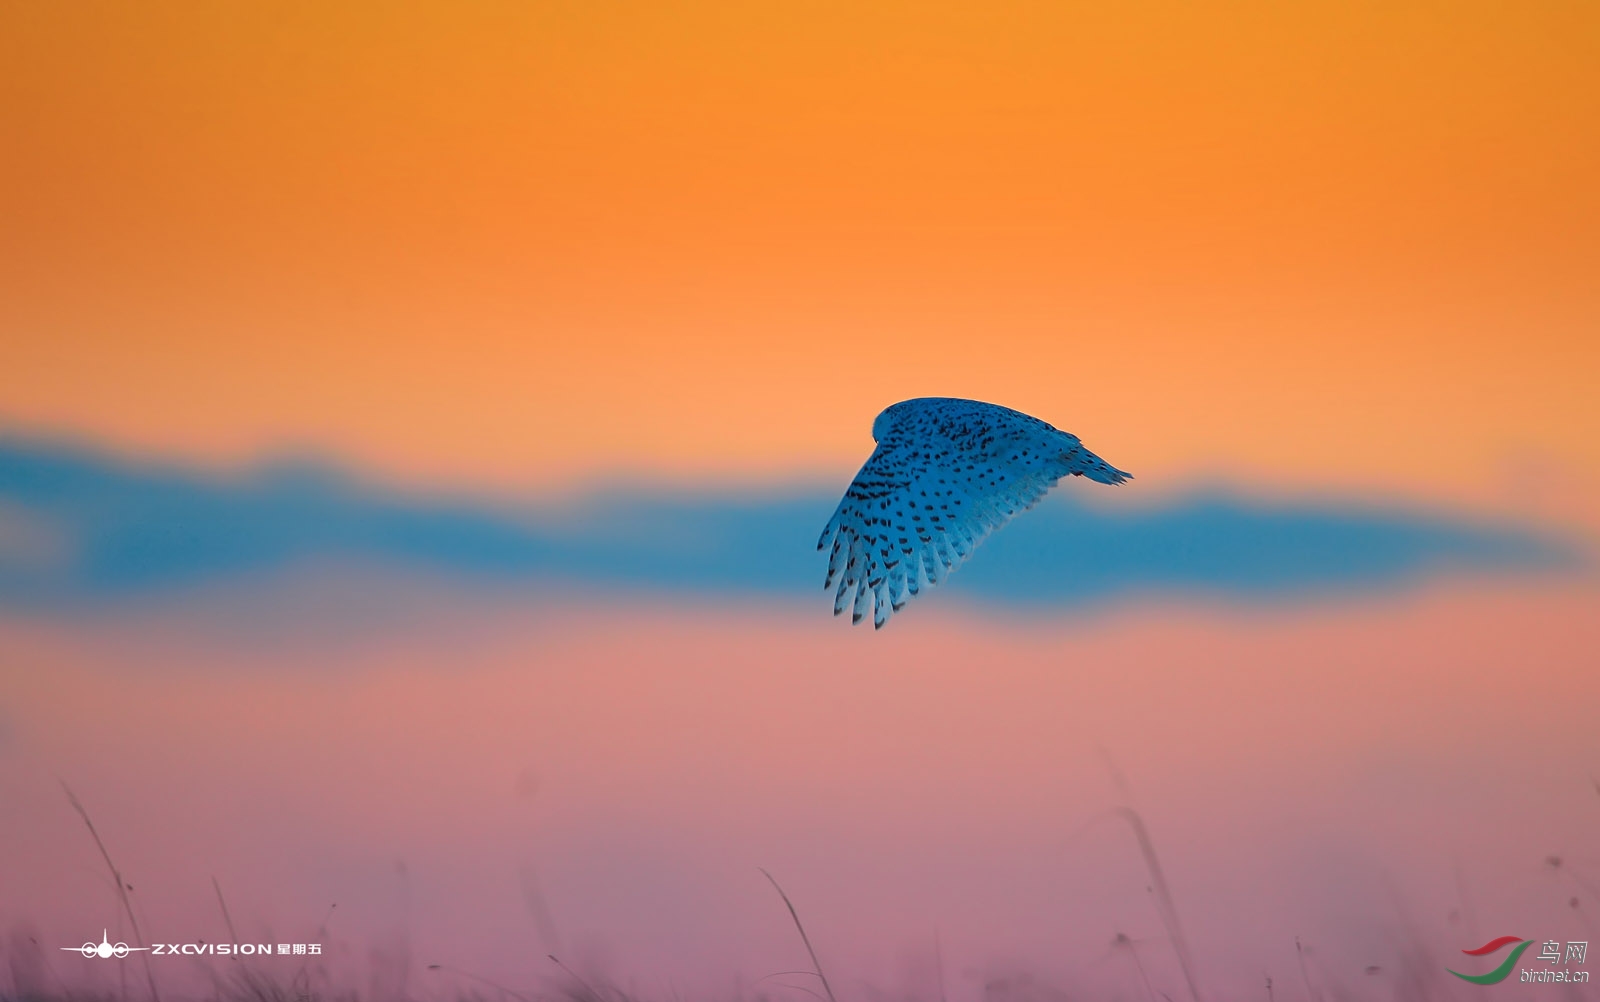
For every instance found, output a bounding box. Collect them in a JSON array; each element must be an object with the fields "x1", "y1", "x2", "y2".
[{"x1": 1067, "y1": 444, "x2": 1132, "y2": 485}]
